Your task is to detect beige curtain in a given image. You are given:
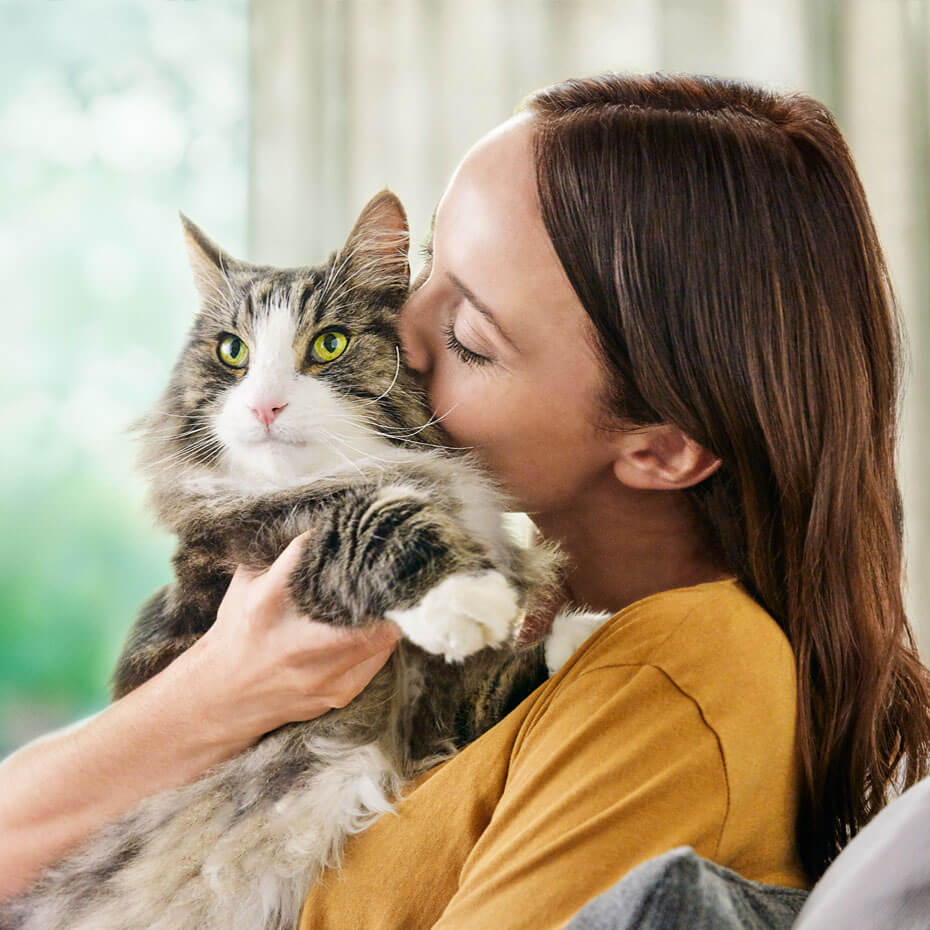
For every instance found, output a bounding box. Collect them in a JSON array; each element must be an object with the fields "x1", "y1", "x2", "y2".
[{"x1": 249, "y1": 0, "x2": 930, "y2": 650}]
